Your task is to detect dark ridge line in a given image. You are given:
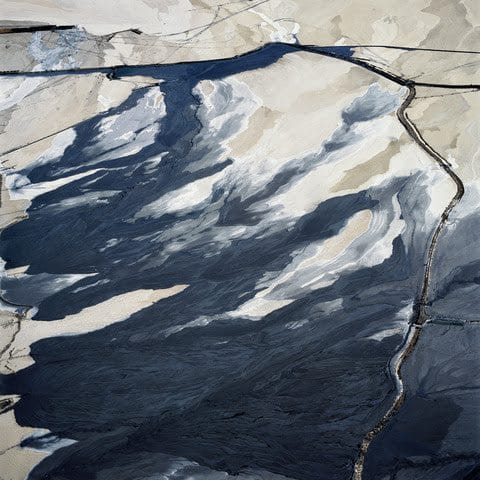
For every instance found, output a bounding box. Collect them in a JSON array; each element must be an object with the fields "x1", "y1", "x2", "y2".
[
  {"x1": 148, "y1": 0, "x2": 272, "y2": 38},
  {"x1": 429, "y1": 318, "x2": 480, "y2": 326},
  {"x1": 343, "y1": 44, "x2": 480, "y2": 54},
  {"x1": 0, "y1": 25, "x2": 141, "y2": 38},
  {"x1": 402, "y1": 102, "x2": 465, "y2": 327},
  {"x1": 0, "y1": 83, "x2": 159, "y2": 159},
  {"x1": 417, "y1": 88, "x2": 480, "y2": 99},
  {"x1": 1, "y1": 24, "x2": 478, "y2": 55},
  {"x1": 352, "y1": 83, "x2": 465, "y2": 479},
  {"x1": 0, "y1": 38, "x2": 471, "y2": 479},
  {"x1": 0, "y1": 42, "x2": 480, "y2": 90},
  {"x1": 1, "y1": 43, "x2": 478, "y2": 160},
  {"x1": 0, "y1": 0, "x2": 269, "y2": 41},
  {"x1": 427, "y1": 314, "x2": 480, "y2": 326},
  {"x1": 0, "y1": 42, "x2": 269, "y2": 77},
  {"x1": 299, "y1": 45, "x2": 480, "y2": 89},
  {"x1": 1, "y1": 121, "x2": 92, "y2": 158},
  {"x1": 0, "y1": 24, "x2": 76, "y2": 34}
]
